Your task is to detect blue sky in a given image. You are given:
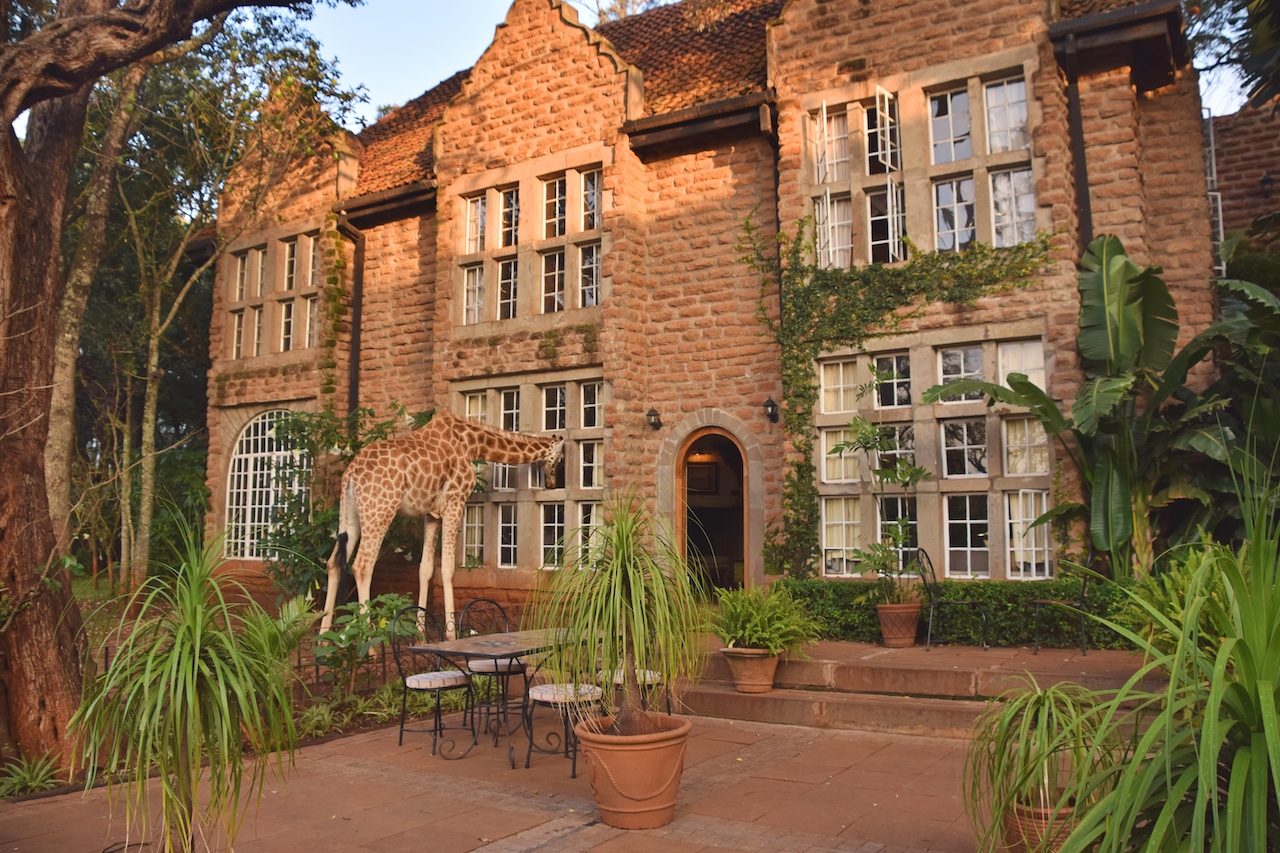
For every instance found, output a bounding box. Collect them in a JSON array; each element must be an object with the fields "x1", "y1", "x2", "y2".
[{"x1": 307, "y1": 0, "x2": 601, "y2": 129}]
